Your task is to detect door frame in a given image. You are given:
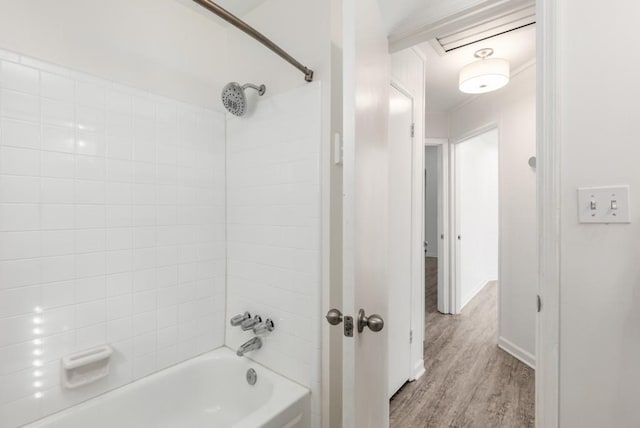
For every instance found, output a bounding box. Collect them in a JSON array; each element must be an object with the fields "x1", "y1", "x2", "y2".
[
  {"x1": 324, "y1": 0, "x2": 560, "y2": 425},
  {"x1": 424, "y1": 138, "x2": 451, "y2": 315},
  {"x1": 389, "y1": 1, "x2": 561, "y2": 422},
  {"x1": 389, "y1": 46, "x2": 429, "y2": 386},
  {"x1": 414, "y1": 0, "x2": 561, "y2": 420},
  {"x1": 388, "y1": 78, "x2": 418, "y2": 393},
  {"x1": 536, "y1": 0, "x2": 560, "y2": 425}
]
